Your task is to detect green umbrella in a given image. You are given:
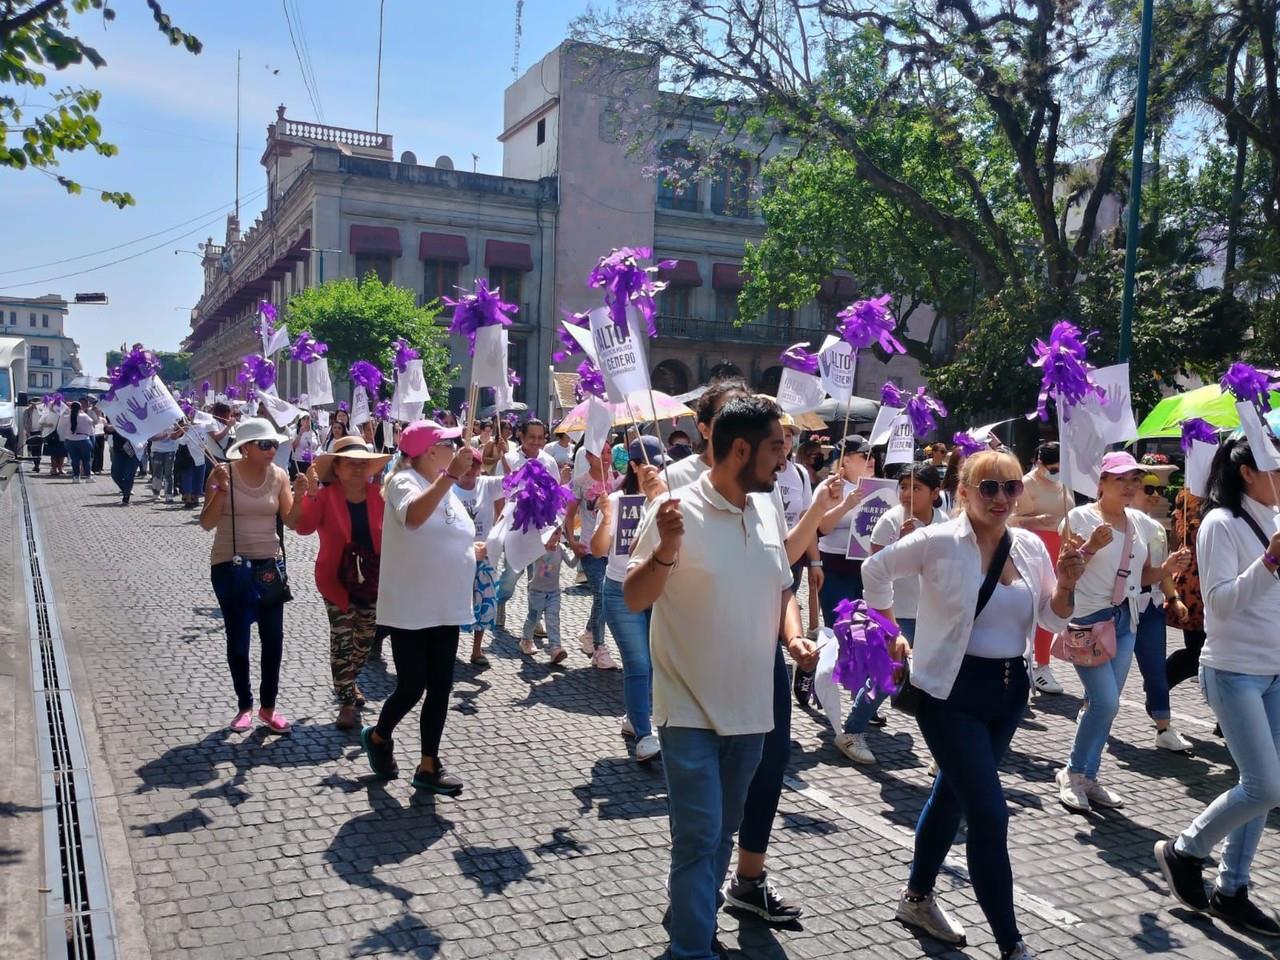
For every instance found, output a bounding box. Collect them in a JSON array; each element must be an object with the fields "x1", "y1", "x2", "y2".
[{"x1": 1137, "y1": 384, "x2": 1280, "y2": 439}]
